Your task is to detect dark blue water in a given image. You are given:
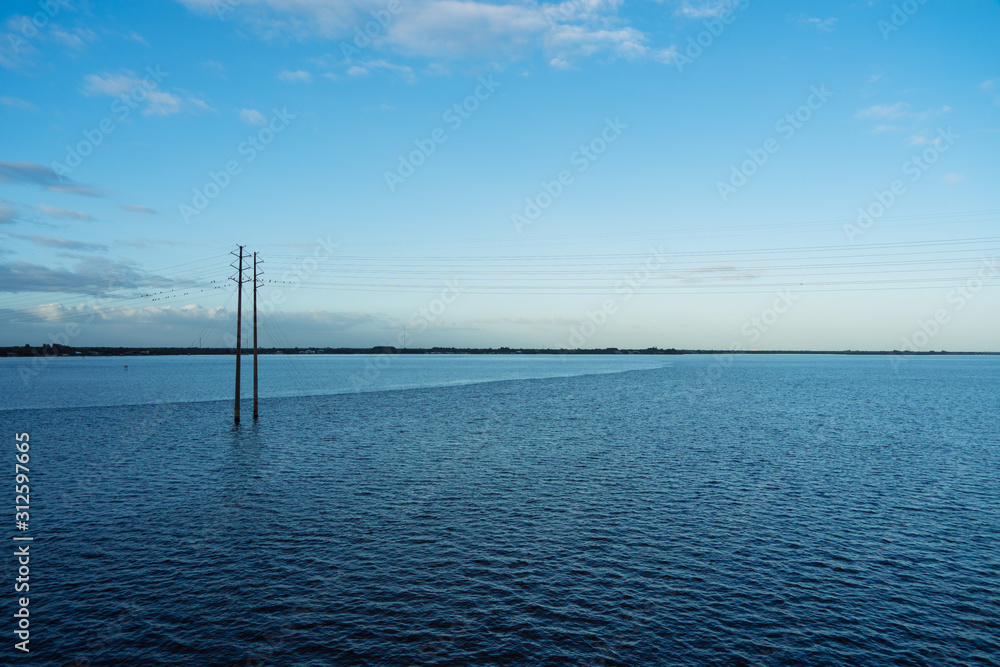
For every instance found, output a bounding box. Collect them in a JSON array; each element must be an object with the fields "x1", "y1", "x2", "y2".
[{"x1": 3, "y1": 355, "x2": 998, "y2": 665}]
